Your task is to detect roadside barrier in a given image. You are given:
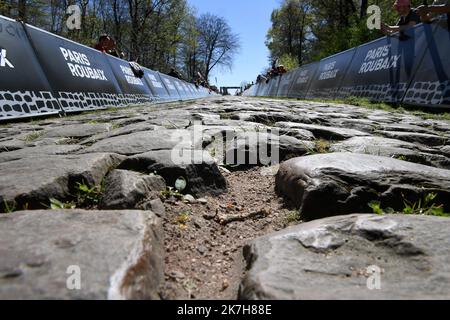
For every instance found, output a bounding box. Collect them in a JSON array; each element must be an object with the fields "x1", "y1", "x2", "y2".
[
  {"x1": 245, "y1": 17, "x2": 450, "y2": 108},
  {"x1": 0, "y1": 15, "x2": 214, "y2": 121}
]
